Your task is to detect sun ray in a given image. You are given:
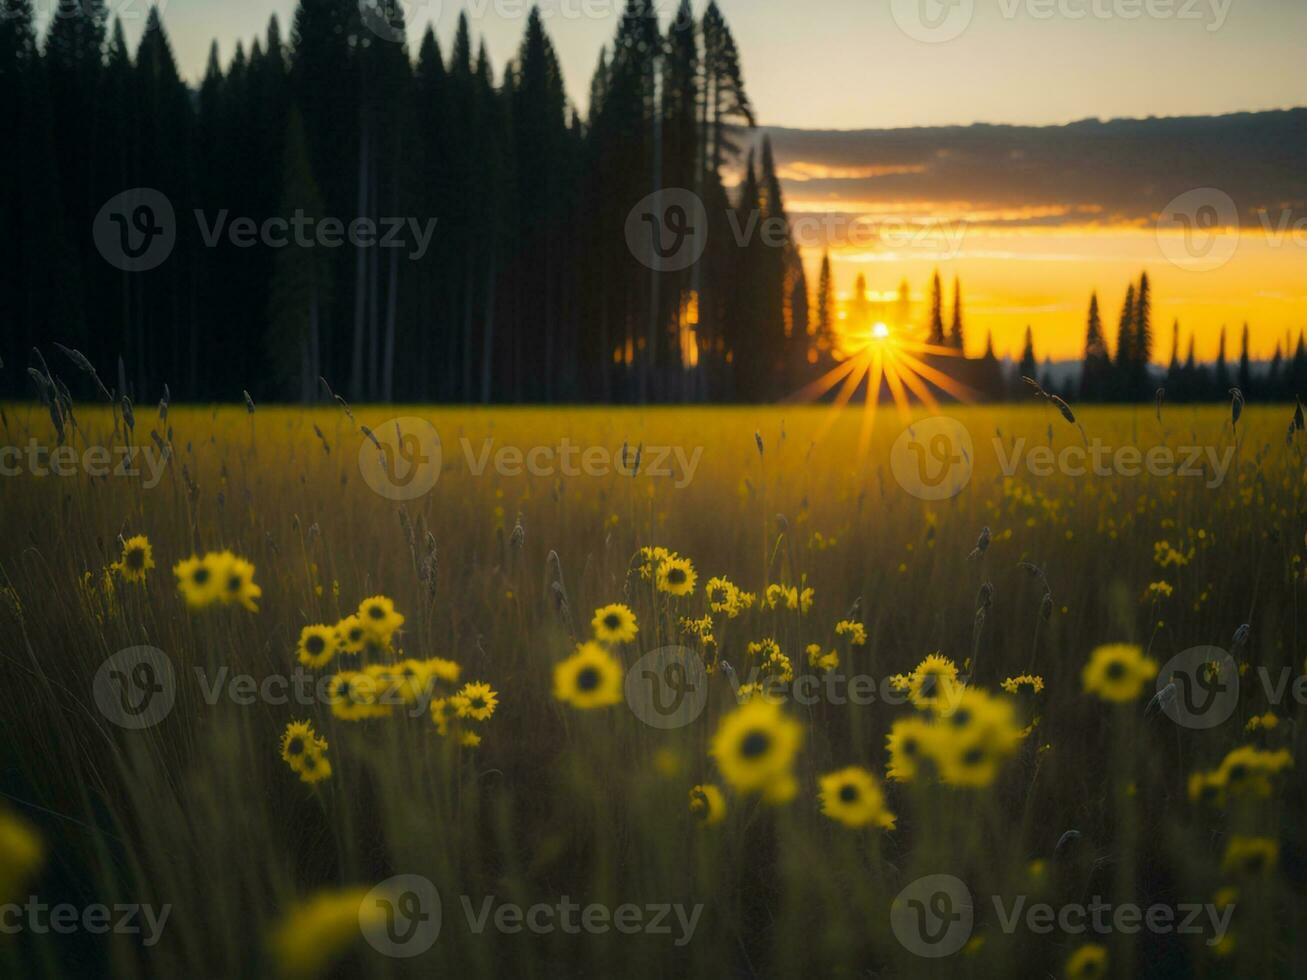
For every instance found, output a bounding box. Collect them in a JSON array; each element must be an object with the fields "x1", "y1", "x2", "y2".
[{"x1": 856, "y1": 351, "x2": 885, "y2": 461}]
